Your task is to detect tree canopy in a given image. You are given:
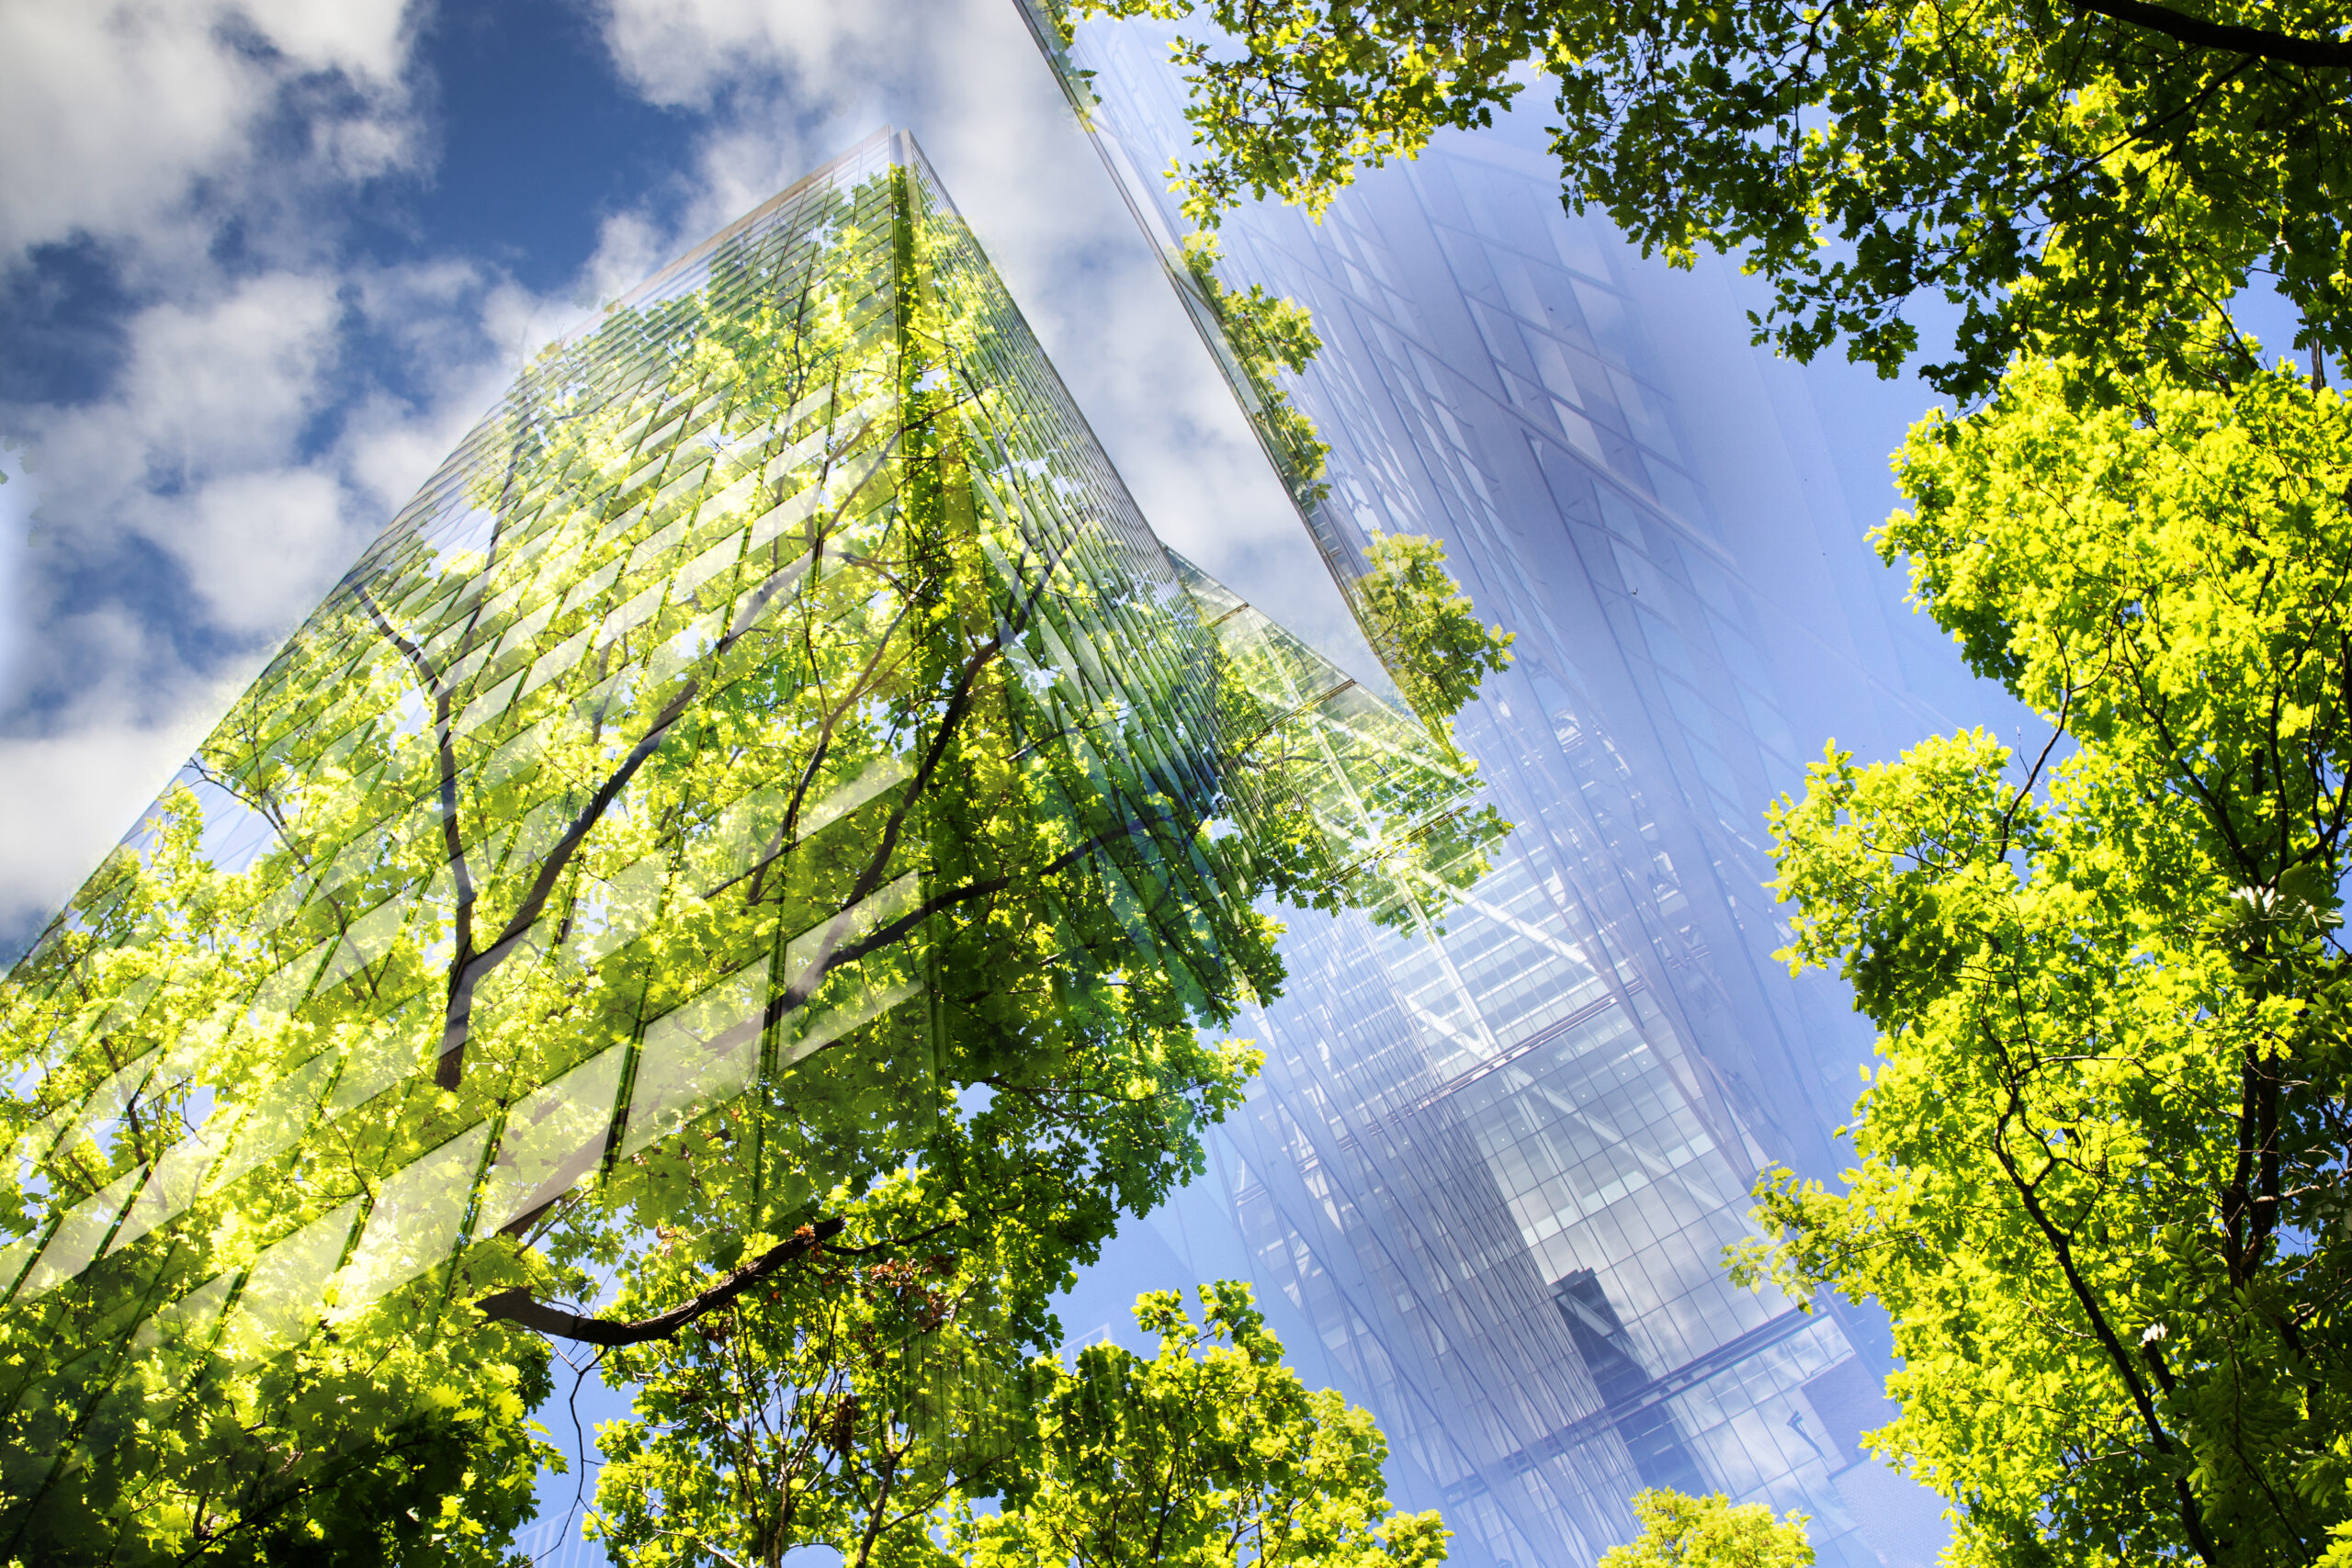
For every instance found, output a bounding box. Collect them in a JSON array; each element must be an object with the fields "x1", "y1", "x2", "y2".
[
  {"x1": 1740, "y1": 355, "x2": 2352, "y2": 1568},
  {"x1": 588, "y1": 1279, "x2": 1450, "y2": 1568},
  {"x1": 1067, "y1": 0, "x2": 2351, "y2": 399},
  {"x1": 0, "y1": 150, "x2": 1494, "y2": 1563},
  {"x1": 1597, "y1": 1489, "x2": 1814, "y2": 1568},
  {"x1": 943, "y1": 1282, "x2": 1448, "y2": 1568}
]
